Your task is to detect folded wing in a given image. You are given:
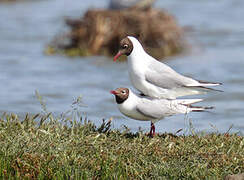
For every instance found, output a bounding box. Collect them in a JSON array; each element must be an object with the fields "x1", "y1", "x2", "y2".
[
  {"x1": 145, "y1": 60, "x2": 221, "y2": 98},
  {"x1": 136, "y1": 98, "x2": 183, "y2": 120}
]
